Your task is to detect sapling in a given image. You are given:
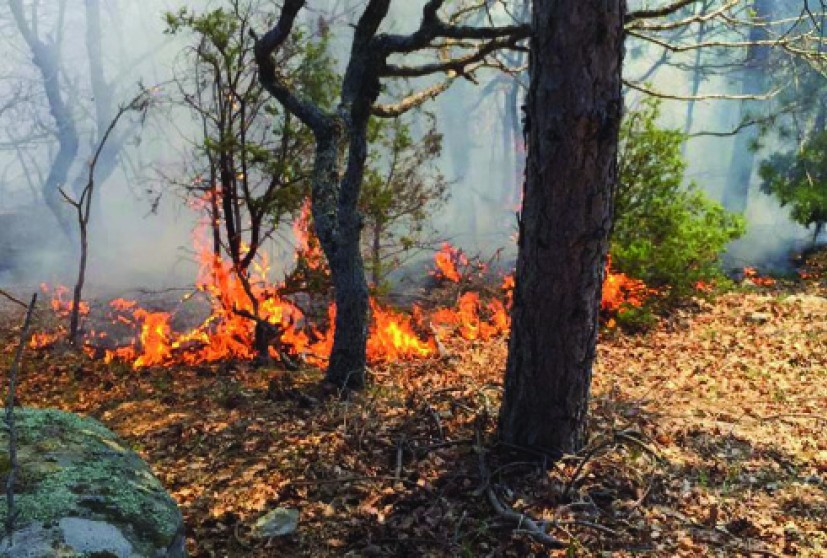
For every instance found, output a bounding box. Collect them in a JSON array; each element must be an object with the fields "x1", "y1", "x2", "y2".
[{"x1": 3, "y1": 293, "x2": 37, "y2": 543}]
